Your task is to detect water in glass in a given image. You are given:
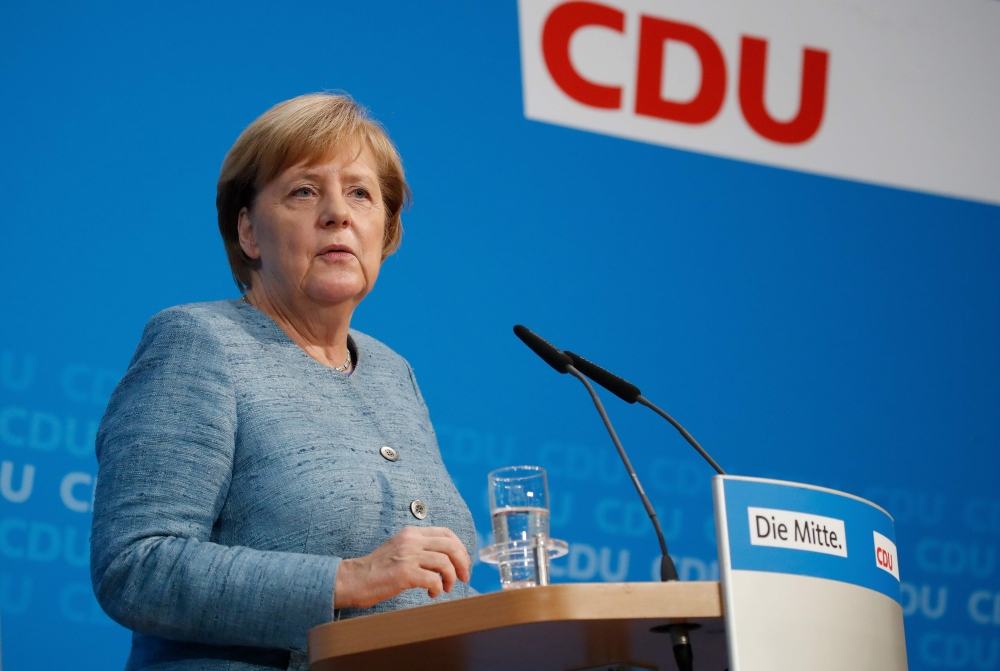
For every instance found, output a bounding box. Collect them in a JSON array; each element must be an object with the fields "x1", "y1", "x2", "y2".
[{"x1": 491, "y1": 505, "x2": 550, "y2": 588}]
